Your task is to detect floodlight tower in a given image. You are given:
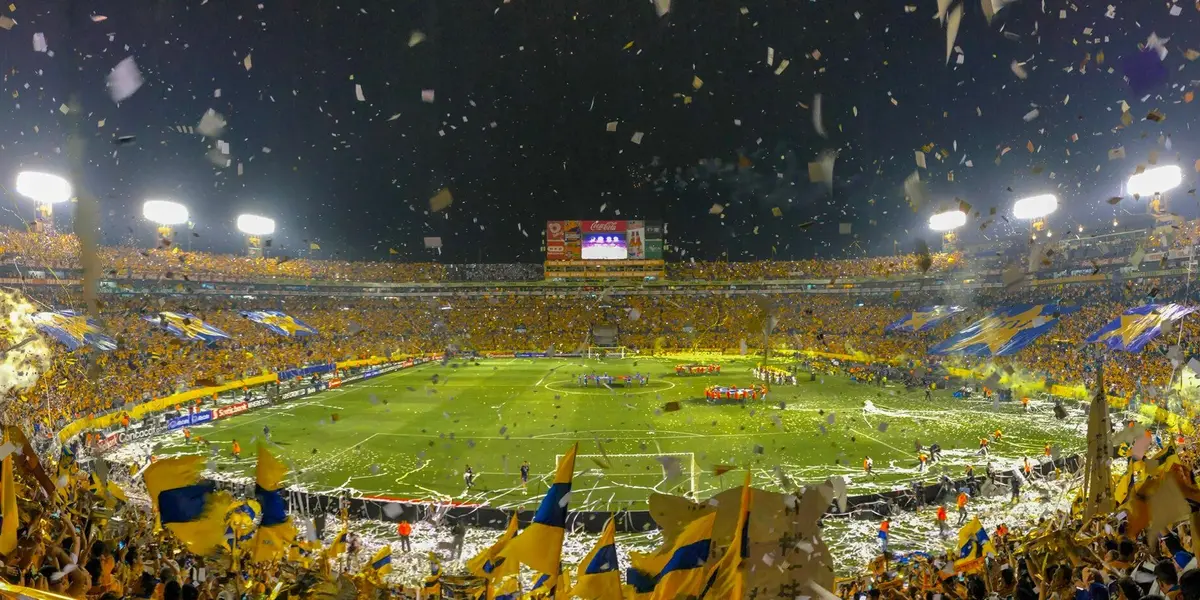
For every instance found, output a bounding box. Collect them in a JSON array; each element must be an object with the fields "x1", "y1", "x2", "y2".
[
  {"x1": 928, "y1": 209, "x2": 967, "y2": 250},
  {"x1": 142, "y1": 200, "x2": 189, "y2": 247},
  {"x1": 15, "y1": 171, "x2": 71, "y2": 233},
  {"x1": 1013, "y1": 193, "x2": 1058, "y2": 239},
  {"x1": 236, "y1": 214, "x2": 275, "y2": 257},
  {"x1": 1127, "y1": 165, "x2": 1182, "y2": 223}
]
